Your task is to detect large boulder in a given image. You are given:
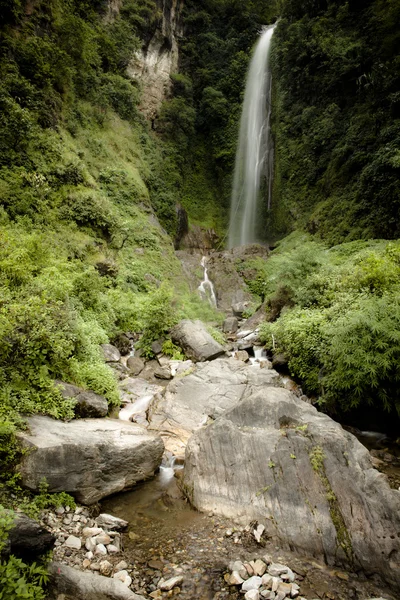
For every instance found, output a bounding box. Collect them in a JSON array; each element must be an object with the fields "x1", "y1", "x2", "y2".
[
  {"x1": 183, "y1": 388, "x2": 400, "y2": 590},
  {"x1": 17, "y1": 417, "x2": 164, "y2": 504},
  {"x1": 170, "y1": 320, "x2": 226, "y2": 362},
  {"x1": 148, "y1": 358, "x2": 279, "y2": 454},
  {"x1": 5, "y1": 513, "x2": 55, "y2": 560},
  {"x1": 55, "y1": 381, "x2": 108, "y2": 418},
  {"x1": 47, "y1": 562, "x2": 145, "y2": 600}
]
